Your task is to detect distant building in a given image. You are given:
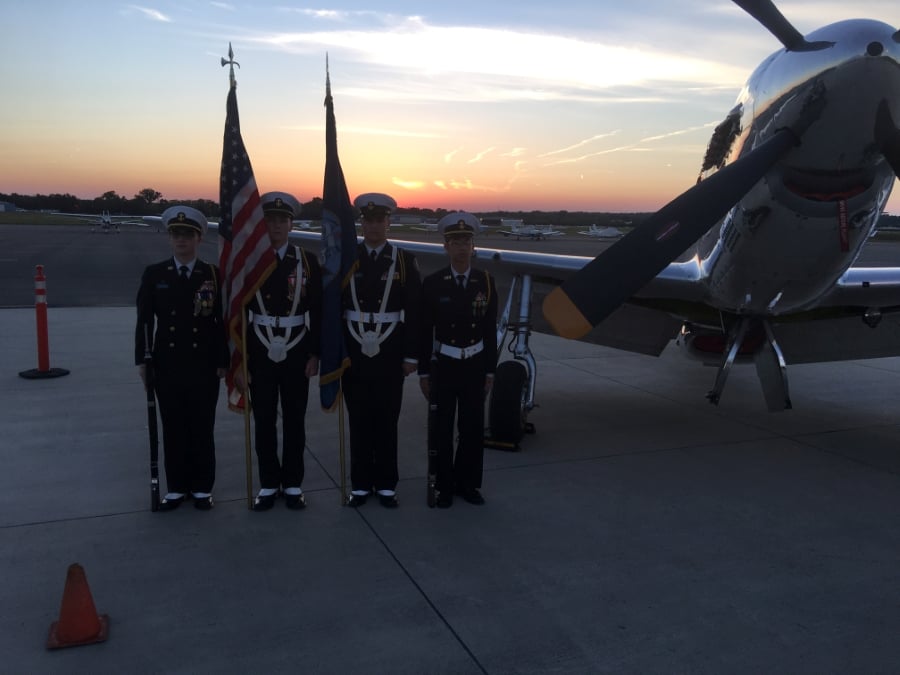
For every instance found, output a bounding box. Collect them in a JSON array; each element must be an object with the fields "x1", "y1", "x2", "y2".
[
  {"x1": 0, "y1": 201, "x2": 17, "y2": 212},
  {"x1": 391, "y1": 215, "x2": 423, "y2": 225}
]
